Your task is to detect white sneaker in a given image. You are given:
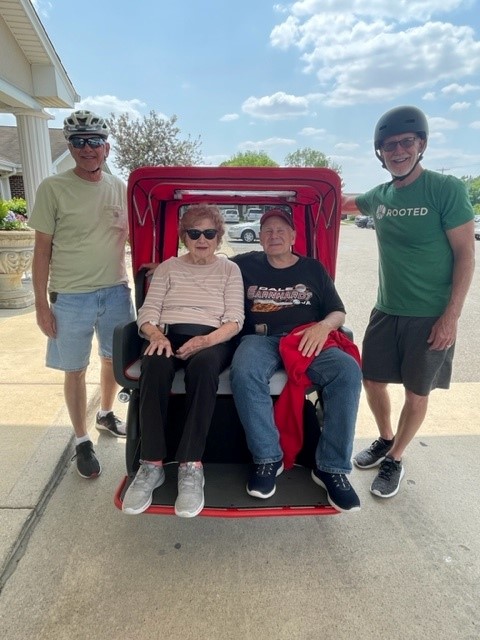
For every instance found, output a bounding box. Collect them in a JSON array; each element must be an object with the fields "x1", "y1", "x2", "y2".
[
  {"x1": 175, "y1": 462, "x2": 205, "y2": 518},
  {"x1": 122, "y1": 462, "x2": 165, "y2": 515}
]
